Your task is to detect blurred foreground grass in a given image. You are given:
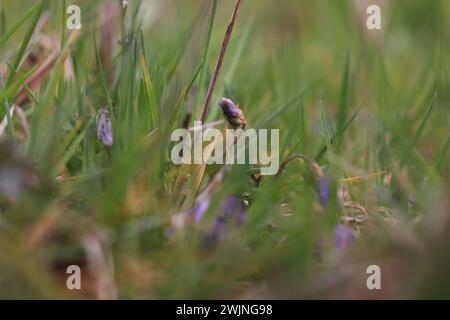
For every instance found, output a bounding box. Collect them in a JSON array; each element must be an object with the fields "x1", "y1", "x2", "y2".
[{"x1": 0, "y1": 0, "x2": 449, "y2": 299}]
